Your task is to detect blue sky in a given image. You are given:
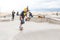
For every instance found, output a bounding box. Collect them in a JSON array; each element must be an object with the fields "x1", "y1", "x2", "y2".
[{"x1": 0, "y1": 0, "x2": 60, "y2": 12}]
